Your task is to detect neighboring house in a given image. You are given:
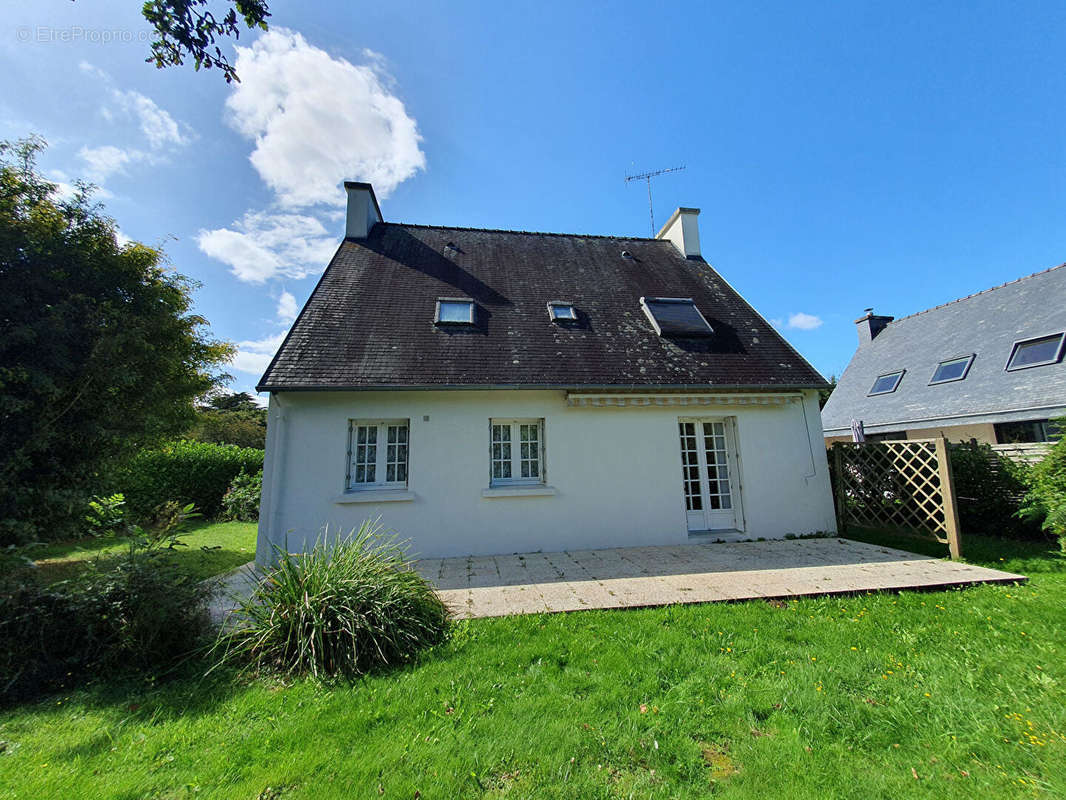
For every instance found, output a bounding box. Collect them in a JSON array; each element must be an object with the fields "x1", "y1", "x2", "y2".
[
  {"x1": 255, "y1": 182, "x2": 836, "y2": 559},
  {"x1": 822, "y1": 264, "x2": 1066, "y2": 446}
]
